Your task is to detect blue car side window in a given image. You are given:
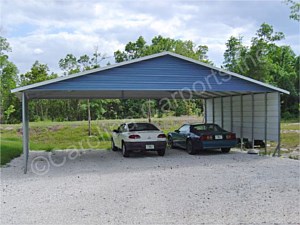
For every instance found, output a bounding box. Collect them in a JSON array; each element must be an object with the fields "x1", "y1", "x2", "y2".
[{"x1": 179, "y1": 125, "x2": 189, "y2": 133}]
